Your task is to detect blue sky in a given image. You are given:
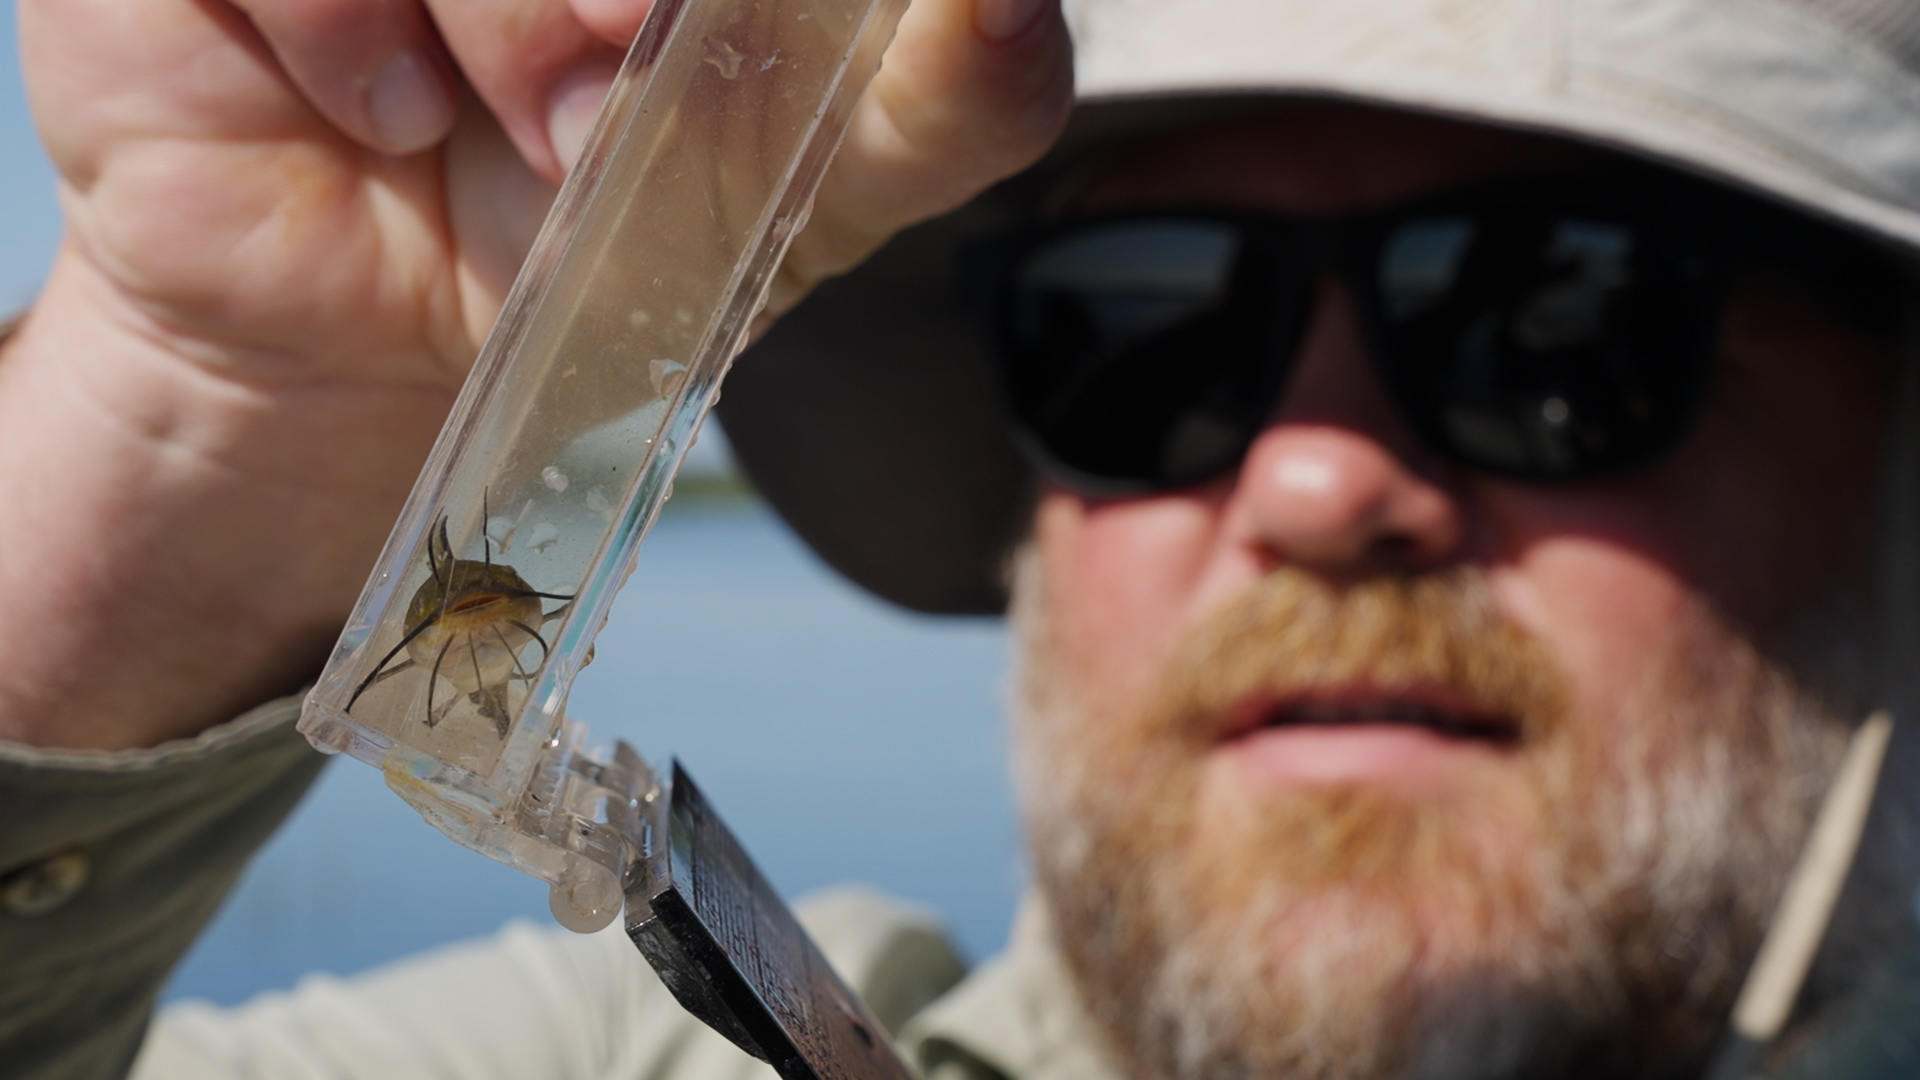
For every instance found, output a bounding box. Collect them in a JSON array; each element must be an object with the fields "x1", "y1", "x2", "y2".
[{"x1": 1, "y1": 5, "x2": 60, "y2": 312}]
